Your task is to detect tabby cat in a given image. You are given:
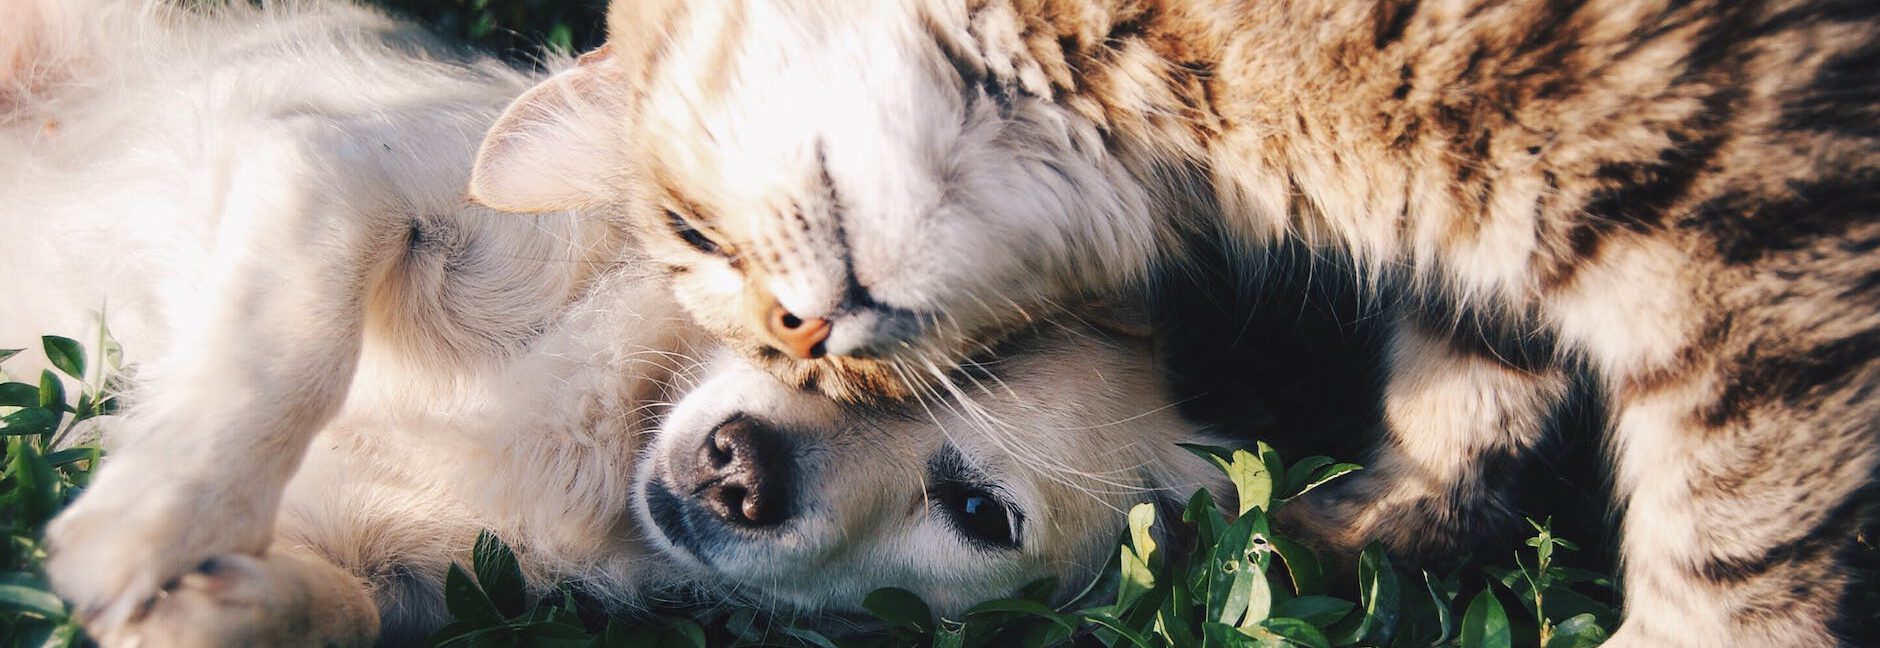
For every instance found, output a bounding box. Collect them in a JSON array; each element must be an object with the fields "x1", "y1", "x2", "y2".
[{"x1": 469, "y1": 1, "x2": 1878, "y2": 645}]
